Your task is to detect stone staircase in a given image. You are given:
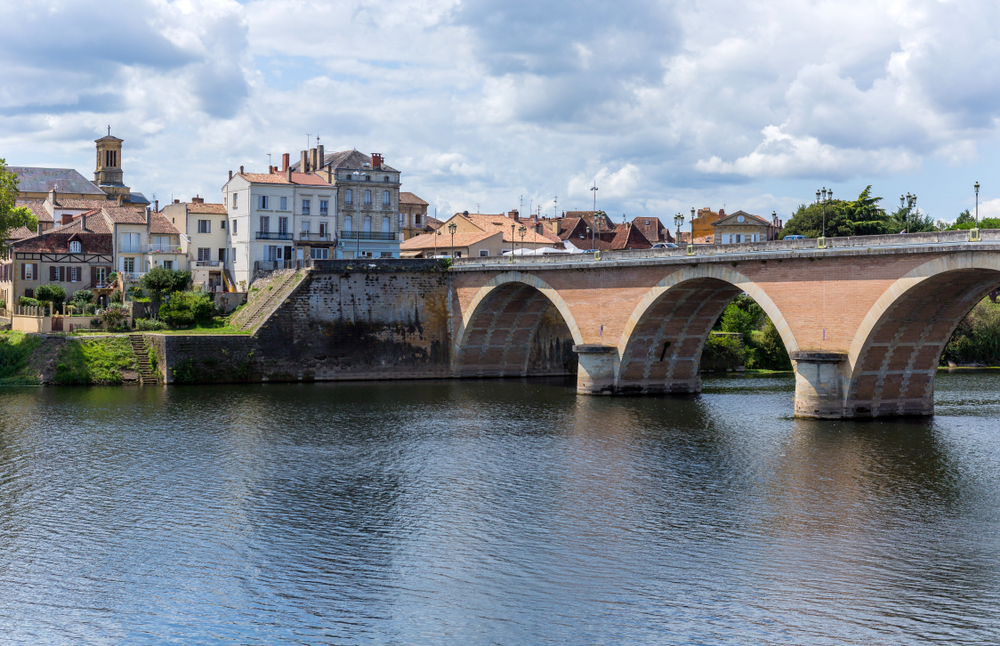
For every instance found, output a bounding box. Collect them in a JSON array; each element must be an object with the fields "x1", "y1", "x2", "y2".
[
  {"x1": 228, "y1": 269, "x2": 307, "y2": 333},
  {"x1": 128, "y1": 334, "x2": 159, "y2": 385}
]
